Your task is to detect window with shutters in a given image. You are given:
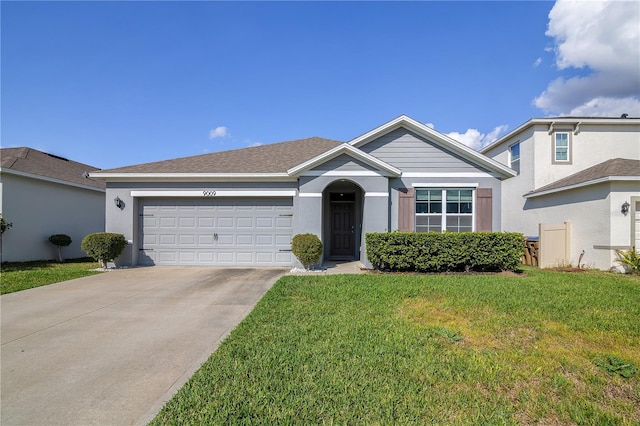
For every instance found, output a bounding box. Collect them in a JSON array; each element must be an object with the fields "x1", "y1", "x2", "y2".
[{"x1": 415, "y1": 188, "x2": 474, "y2": 232}]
